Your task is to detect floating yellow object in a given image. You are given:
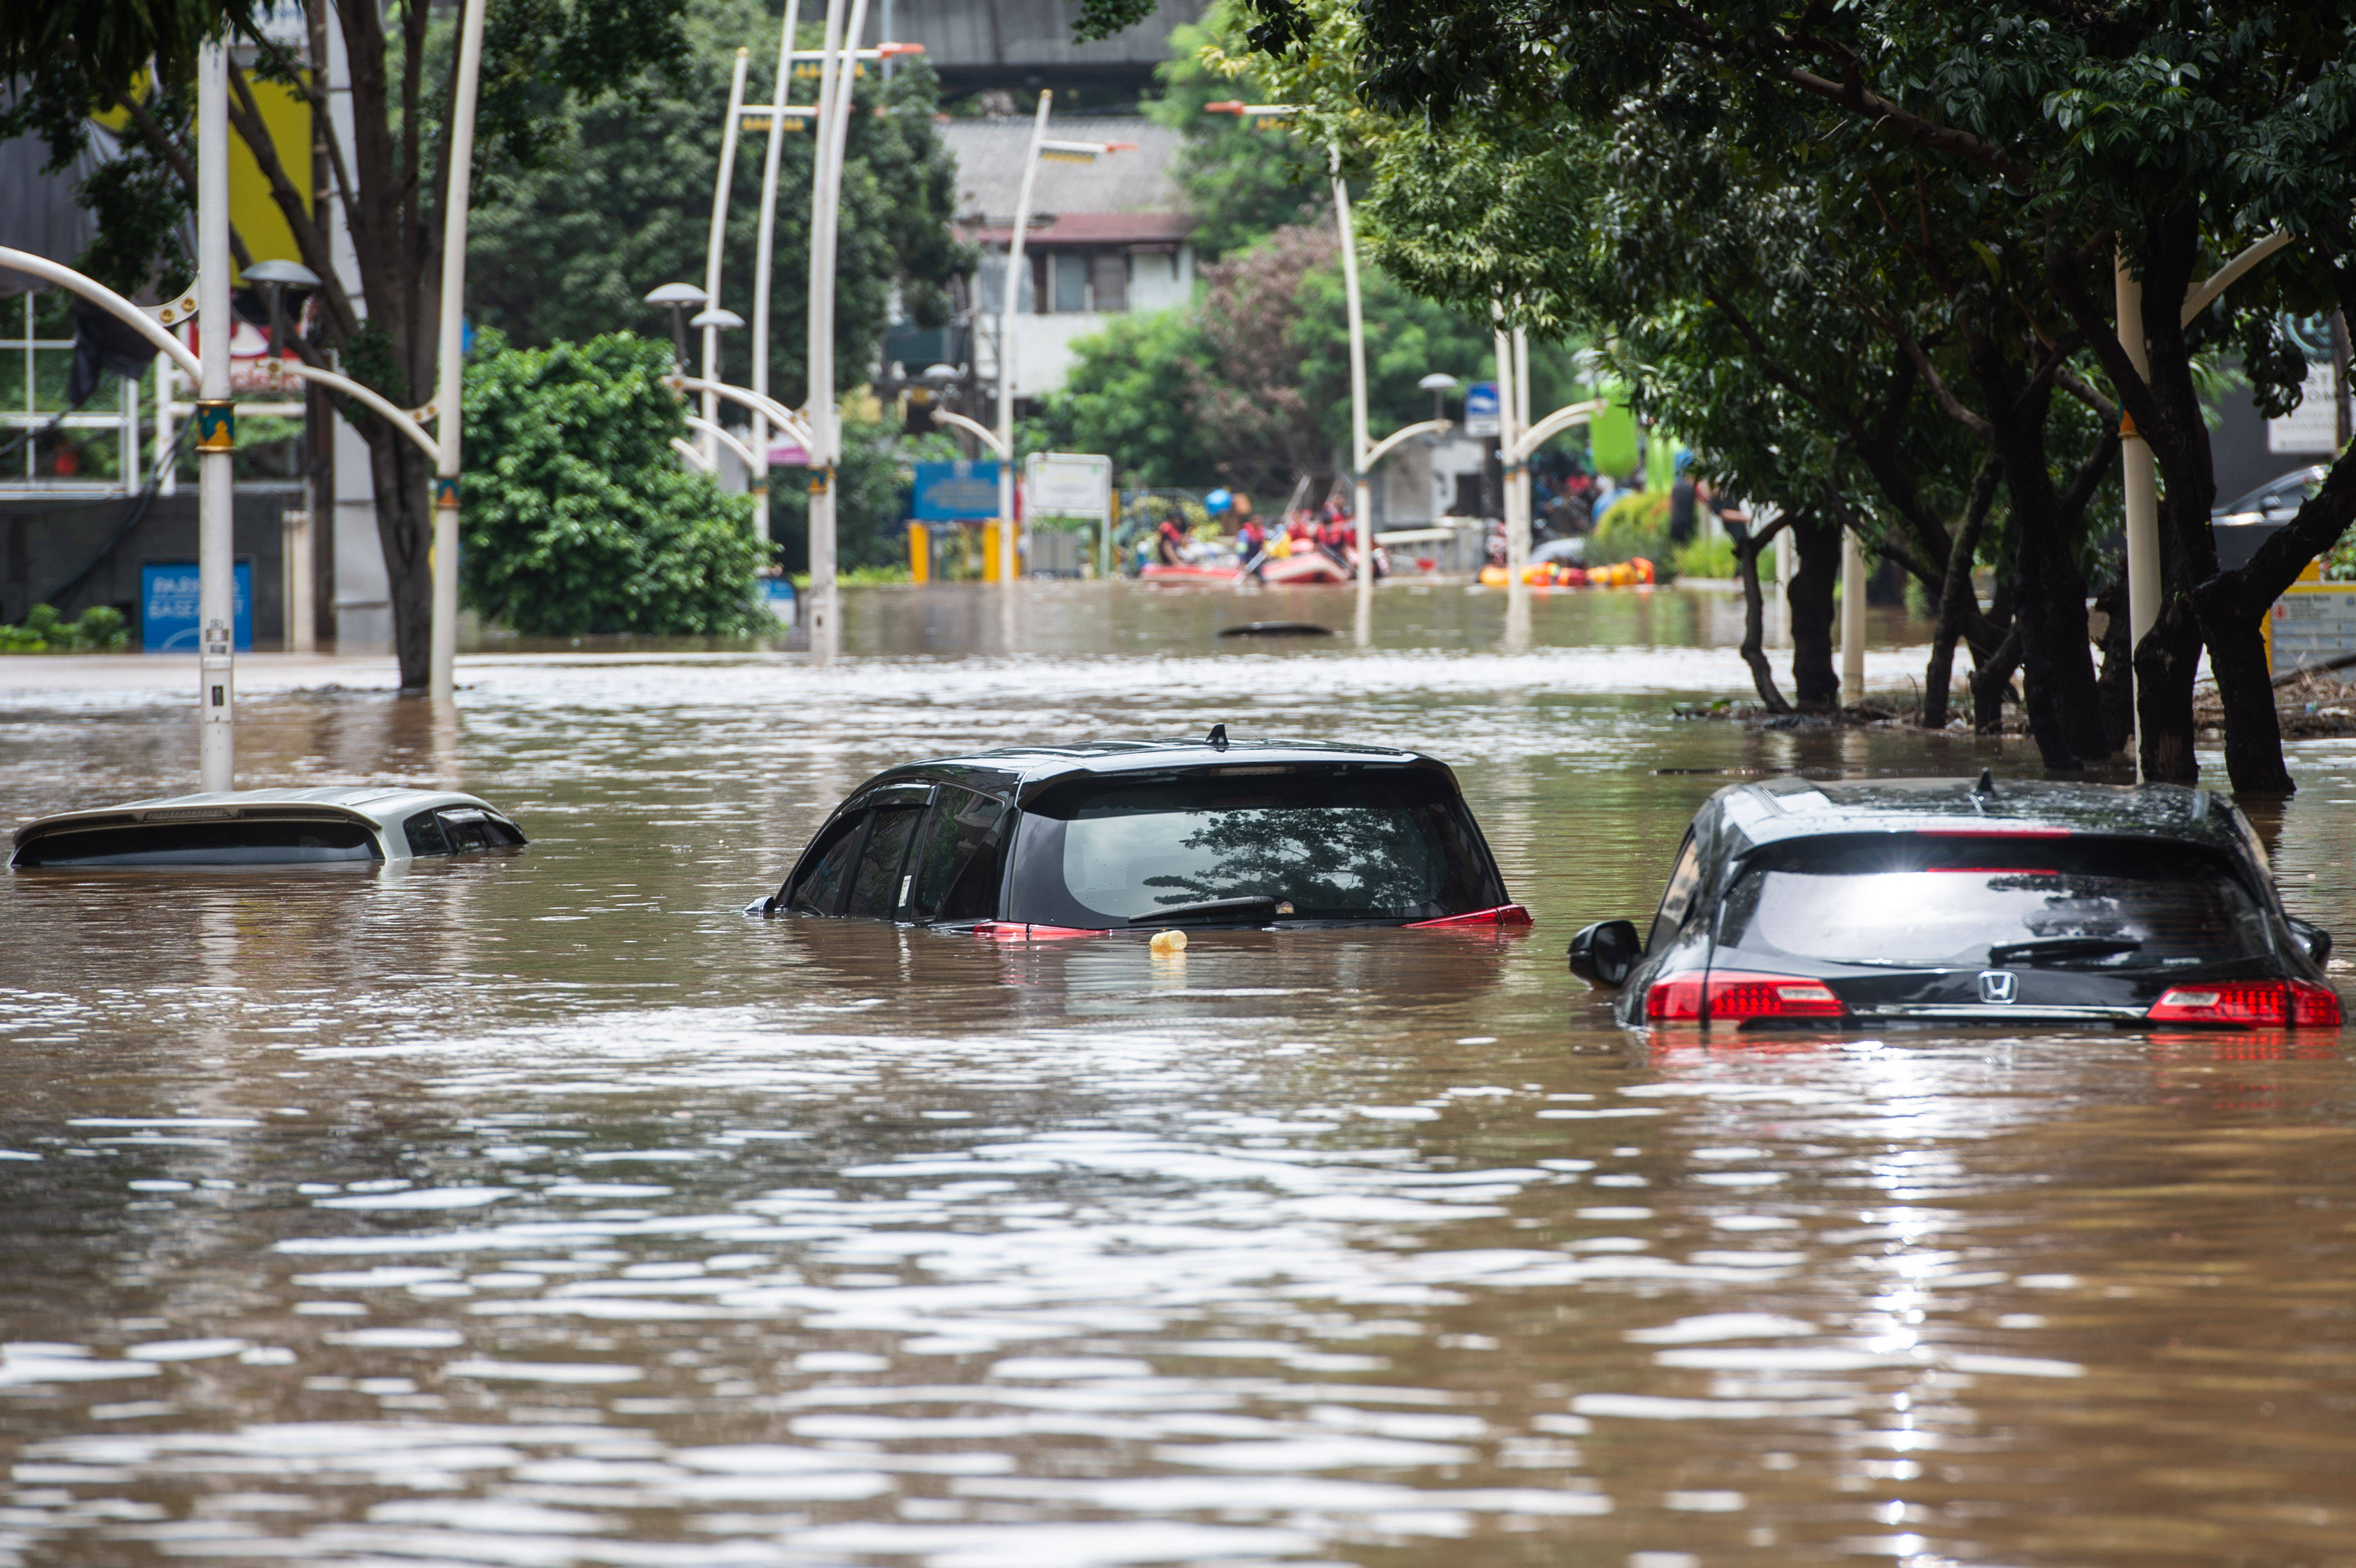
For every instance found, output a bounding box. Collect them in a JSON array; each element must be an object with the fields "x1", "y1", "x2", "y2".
[{"x1": 1148, "y1": 929, "x2": 1189, "y2": 956}]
